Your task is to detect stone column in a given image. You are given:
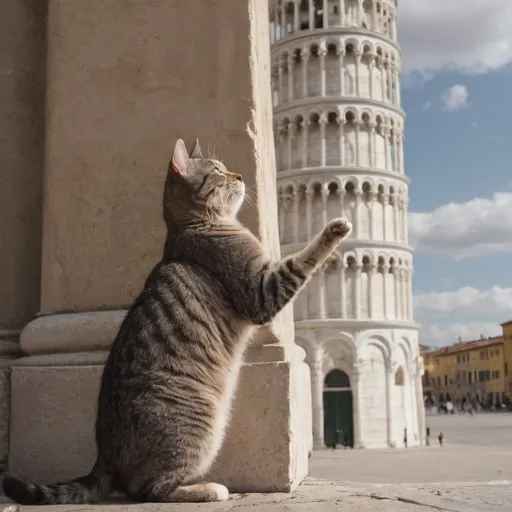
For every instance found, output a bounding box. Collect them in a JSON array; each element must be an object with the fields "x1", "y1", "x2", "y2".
[
  {"x1": 339, "y1": 259, "x2": 347, "y2": 318},
  {"x1": 311, "y1": 347, "x2": 325, "y2": 449},
  {"x1": 382, "y1": 263, "x2": 390, "y2": 319},
  {"x1": 382, "y1": 192, "x2": 389, "y2": 241},
  {"x1": 287, "y1": 54, "x2": 295, "y2": 102},
  {"x1": 338, "y1": 118, "x2": 345, "y2": 165},
  {"x1": 354, "y1": 186, "x2": 362, "y2": 238},
  {"x1": 319, "y1": 48, "x2": 327, "y2": 96},
  {"x1": 302, "y1": 119, "x2": 310, "y2": 167},
  {"x1": 287, "y1": 122, "x2": 295, "y2": 170},
  {"x1": 281, "y1": 1, "x2": 286, "y2": 36},
  {"x1": 398, "y1": 132, "x2": 405, "y2": 173},
  {"x1": 354, "y1": 265, "x2": 362, "y2": 319},
  {"x1": 338, "y1": 48, "x2": 346, "y2": 95},
  {"x1": 380, "y1": 63, "x2": 386, "y2": 101},
  {"x1": 306, "y1": 189, "x2": 313, "y2": 239},
  {"x1": 10, "y1": 0, "x2": 311, "y2": 493},
  {"x1": 415, "y1": 356, "x2": 426, "y2": 445},
  {"x1": 395, "y1": 67, "x2": 401, "y2": 104},
  {"x1": 386, "y1": 361, "x2": 397, "y2": 447},
  {"x1": 293, "y1": 0, "x2": 300, "y2": 32},
  {"x1": 368, "y1": 121, "x2": 375, "y2": 167},
  {"x1": 355, "y1": 122, "x2": 361, "y2": 167},
  {"x1": 278, "y1": 59, "x2": 285, "y2": 103},
  {"x1": 319, "y1": 116, "x2": 327, "y2": 167},
  {"x1": 322, "y1": 0, "x2": 329, "y2": 28},
  {"x1": 0, "y1": 0, "x2": 47, "y2": 470},
  {"x1": 383, "y1": 126, "x2": 391, "y2": 171},
  {"x1": 355, "y1": 50, "x2": 362, "y2": 96},
  {"x1": 352, "y1": 359, "x2": 365, "y2": 448},
  {"x1": 302, "y1": 48, "x2": 310, "y2": 98},
  {"x1": 368, "y1": 264, "x2": 376, "y2": 319},
  {"x1": 292, "y1": 190, "x2": 300, "y2": 243},
  {"x1": 369, "y1": 59, "x2": 374, "y2": 98}
]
